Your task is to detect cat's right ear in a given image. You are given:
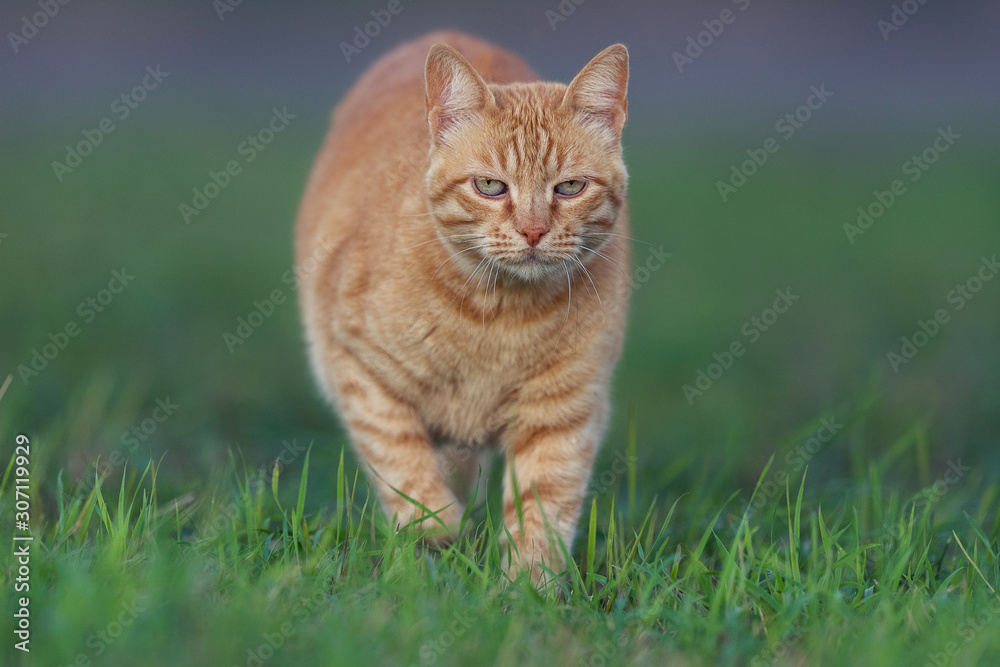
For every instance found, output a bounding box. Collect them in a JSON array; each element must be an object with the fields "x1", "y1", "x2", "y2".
[{"x1": 425, "y1": 44, "x2": 494, "y2": 144}]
